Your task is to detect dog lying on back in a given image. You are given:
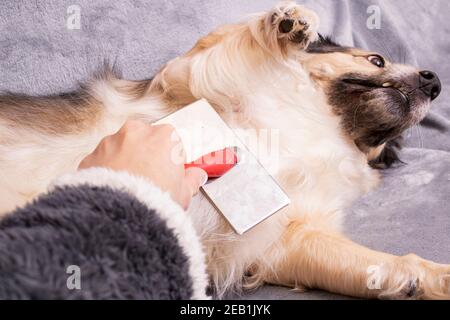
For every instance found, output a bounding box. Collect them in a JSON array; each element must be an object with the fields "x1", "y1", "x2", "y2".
[{"x1": 0, "y1": 2, "x2": 447, "y2": 299}]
